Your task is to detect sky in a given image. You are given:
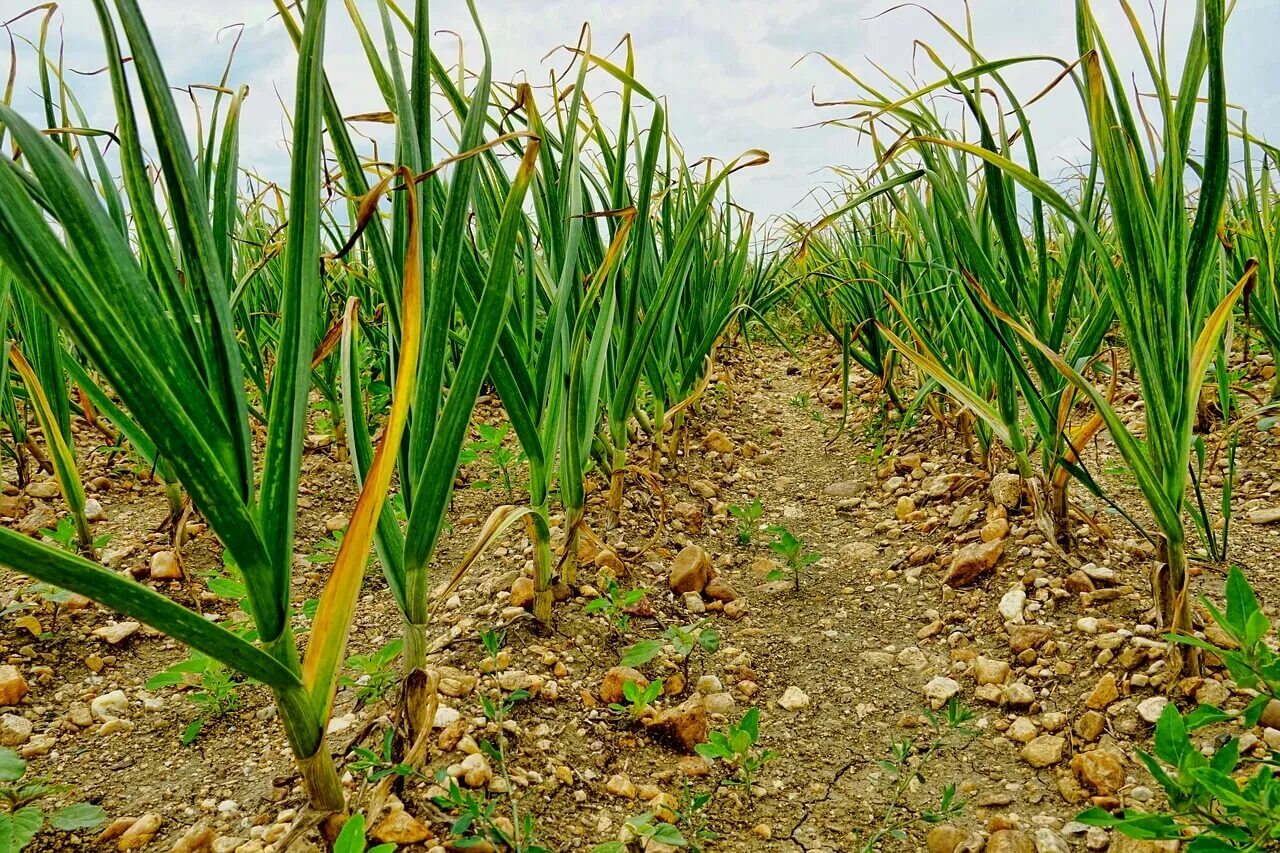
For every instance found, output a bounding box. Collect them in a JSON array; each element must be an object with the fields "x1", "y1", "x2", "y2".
[{"x1": 4, "y1": 0, "x2": 1280, "y2": 225}]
